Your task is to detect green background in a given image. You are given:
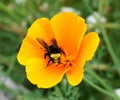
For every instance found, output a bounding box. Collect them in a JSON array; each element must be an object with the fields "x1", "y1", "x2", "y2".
[{"x1": 0, "y1": 0, "x2": 120, "y2": 100}]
